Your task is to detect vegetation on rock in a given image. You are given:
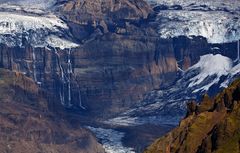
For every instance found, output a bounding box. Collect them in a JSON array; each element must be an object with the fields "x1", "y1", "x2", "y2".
[{"x1": 145, "y1": 79, "x2": 240, "y2": 153}]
